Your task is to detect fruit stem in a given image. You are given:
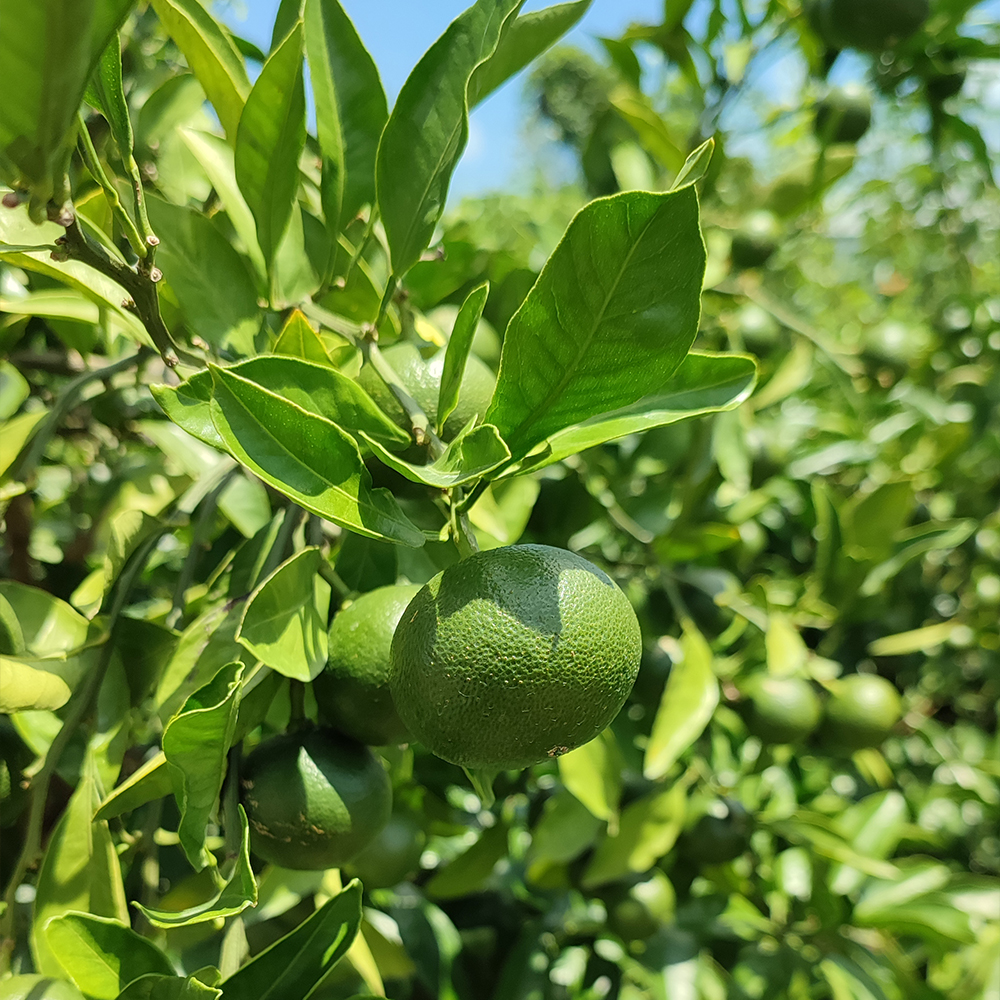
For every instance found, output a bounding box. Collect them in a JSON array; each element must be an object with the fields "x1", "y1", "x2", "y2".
[{"x1": 463, "y1": 767, "x2": 498, "y2": 809}]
